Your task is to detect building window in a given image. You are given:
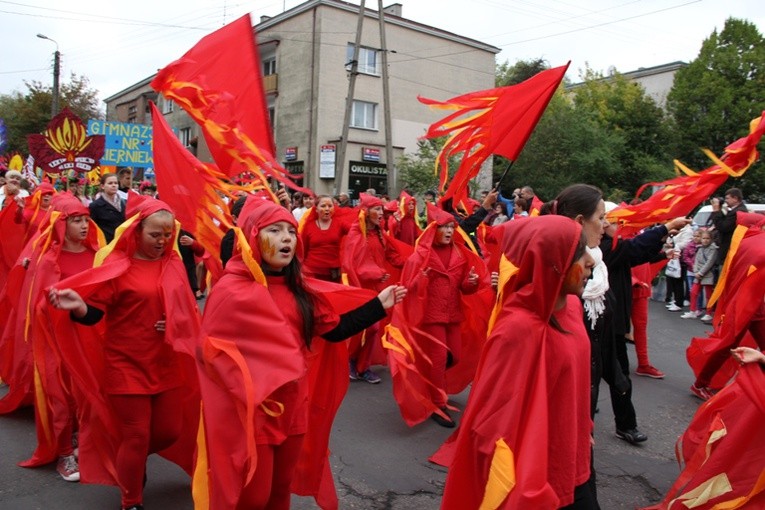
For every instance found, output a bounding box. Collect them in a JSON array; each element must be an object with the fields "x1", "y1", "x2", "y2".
[
  {"x1": 162, "y1": 98, "x2": 174, "y2": 114},
  {"x1": 351, "y1": 100, "x2": 377, "y2": 130},
  {"x1": 267, "y1": 106, "x2": 275, "y2": 131},
  {"x1": 346, "y1": 44, "x2": 379, "y2": 75},
  {"x1": 180, "y1": 127, "x2": 191, "y2": 147},
  {"x1": 263, "y1": 57, "x2": 276, "y2": 76}
]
